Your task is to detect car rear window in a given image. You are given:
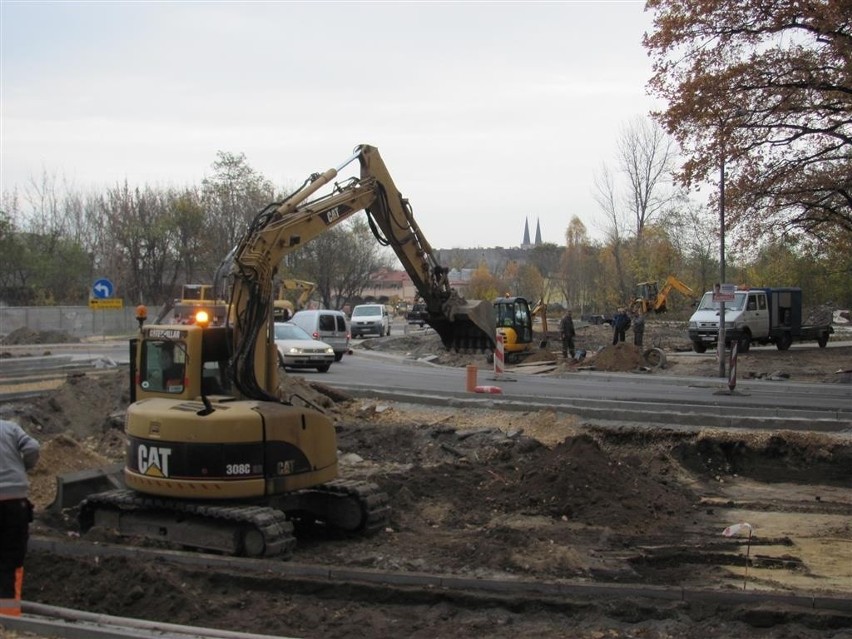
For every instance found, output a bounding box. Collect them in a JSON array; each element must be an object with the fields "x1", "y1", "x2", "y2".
[
  {"x1": 336, "y1": 316, "x2": 346, "y2": 331},
  {"x1": 319, "y1": 315, "x2": 335, "y2": 331}
]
